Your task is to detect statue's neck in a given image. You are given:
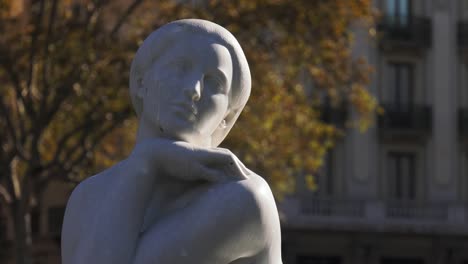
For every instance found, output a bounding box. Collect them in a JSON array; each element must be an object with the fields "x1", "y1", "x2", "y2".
[{"x1": 135, "y1": 117, "x2": 162, "y2": 143}]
